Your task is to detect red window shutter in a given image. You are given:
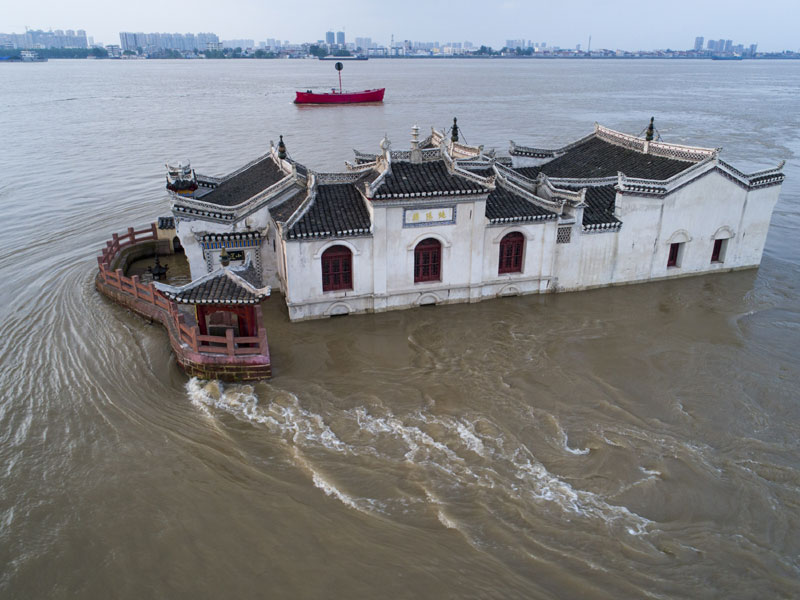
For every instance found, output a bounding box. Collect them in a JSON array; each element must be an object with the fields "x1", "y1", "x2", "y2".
[
  {"x1": 414, "y1": 238, "x2": 441, "y2": 282},
  {"x1": 499, "y1": 232, "x2": 524, "y2": 273},
  {"x1": 321, "y1": 245, "x2": 353, "y2": 291}
]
